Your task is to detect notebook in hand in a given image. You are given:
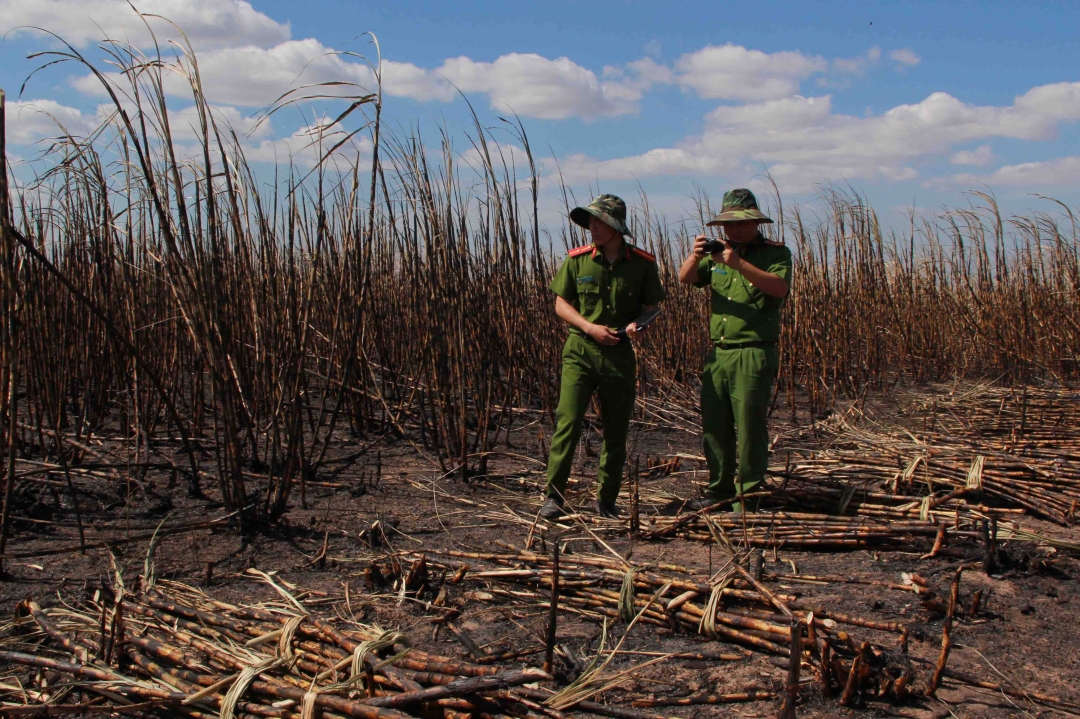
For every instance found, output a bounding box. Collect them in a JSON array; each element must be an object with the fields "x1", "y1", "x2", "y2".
[{"x1": 617, "y1": 307, "x2": 662, "y2": 339}]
